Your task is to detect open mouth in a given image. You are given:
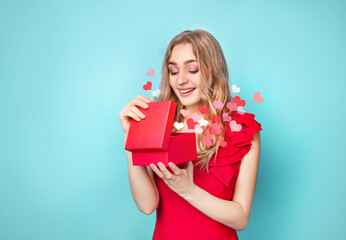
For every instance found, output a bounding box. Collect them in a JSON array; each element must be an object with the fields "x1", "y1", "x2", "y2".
[{"x1": 179, "y1": 88, "x2": 195, "y2": 93}]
